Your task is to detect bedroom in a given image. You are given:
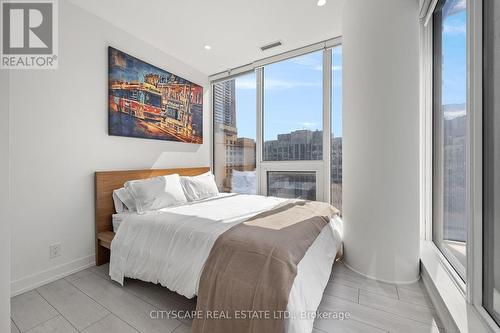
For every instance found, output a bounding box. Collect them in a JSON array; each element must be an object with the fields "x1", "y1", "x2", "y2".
[{"x1": 0, "y1": 0, "x2": 499, "y2": 332}]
